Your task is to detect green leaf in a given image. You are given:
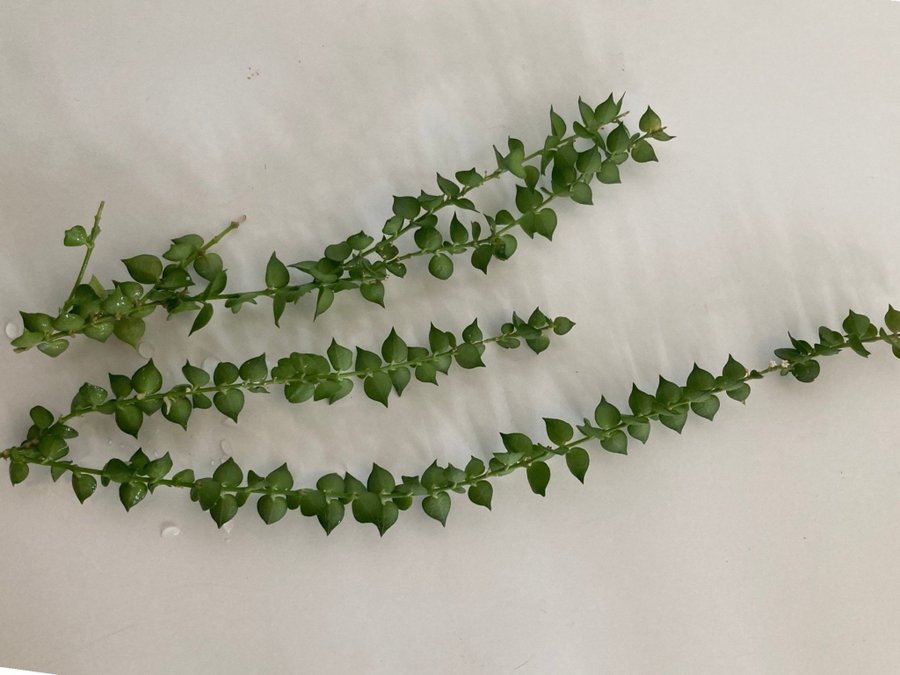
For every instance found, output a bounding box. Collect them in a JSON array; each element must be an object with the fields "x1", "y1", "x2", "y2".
[
  {"x1": 327, "y1": 339, "x2": 353, "y2": 371},
  {"x1": 30, "y1": 405, "x2": 54, "y2": 429},
  {"x1": 257, "y1": 495, "x2": 288, "y2": 524},
  {"x1": 63, "y1": 225, "x2": 88, "y2": 246},
  {"x1": 265, "y1": 463, "x2": 294, "y2": 490},
  {"x1": 190, "y1": 303, "x2": 214, "y2": 335},
  {"x1": 132, "y1": 359, "x2": 163, "y2": 394},
  {"x1": 842, "y1": 310, "x2": 871, "y2": 337},
  {"x1": 436, "y1": 173, "x2": 460, "y2": 197},
  {"x1": 552, "y1": 317, "x2": 575, "y2": 336},
  {"x1": 115, "y1": 404, "x2": 143, "y2": 437},
  {"x1": 214, "y1": 388, "x2": 245, "y2": 422},
  {"x1": 628, "y1": 385, "x2": 655, "y2": 416},
  {"x1": 392, "y1": 195, "x2": 420, "y2": 220},
  {"x1": 119, "y1": 481, "x2": 148, "y2": 511},
  {"x1": 37, "y1": 339, "x2": 69, "y2": 357},
  {"x1": 367, "y1": 463, "x2": 395, "y2": 493},
  {"x1": 428, "y1": 254, "x2": 454, "y2": 280},
  {"x1": 145, "y1": 453, "x2": 173, "y2": 480},
  {"x1": 72, "y1": 473, "x2": 97, "y2": 502},
  {"x1": 543, "y1": 417, "x2": 574, "y2": 445},
  {"x1": 348, "y1": 232, "x2": 375, "y2": 250},
  {"x1": 415, "y1": 362, "x2": 438, "y2": 385},
  {"x1": 182, "y1": 362, "x2": 210, "y2": 387},
  {"x1": 83, "y1": 321, "x2": 114, "y2": 342},
  {"x1": 210, "y1": 494, "x2": 239, "y2": 528},
  {"x1": 364, "y1": 372, "x2": 392, "y2": 407},
  {"x1": 600, "y1": 430, "x2": 628, "y2": 454},
  {"x1": 313, "y1": 286, "x2": 334, "y2": 320},
  {"x1": 239, "y1": 354, "x2": 268, "y2": 382},
  {"x1": 639, "y1": 106, "x2": 663, "y2": 133},
  {"x1": 468, "y1": 481, "x2": 493, "y2": 509},
  {"x1": 570, "y1": 182, "x2": 593, "y2": 205},
  {"x1": 549, "y1": 106, "x2": 566, "y2": 137},
  {"x1": 594, "y1": 397, "x2": 621, "y2": 430},
  {"x1": 627, "y1": 420, "x2": 651, "y2": 443},
  {"x1": 389, "y1": 367, "x2": 411, "y2": 396},
  {"x1": 265, "y1": 252, "x2": 290, "y2": 289},
  {"x1": 501, "y1": 432, "x2": 532, "y2": 454},
  {"x1": 791, "y1": 360, "x2": 821, "y2": 383},
  {"x1": 455, "y1": 343, "x2": 484, "y2": 369},
  {"x1": 606, "y1": 124, "x2": 630, "y2": 153},
  {"x1": 656, "y1": 376, "x2": 682, "y2": 406},
  {"x1": 122, "y1": 255, "x2": 163, "y2": 284},
  {"x1": 455, "y1": 168, "x2": 483, "y2": 188},
  {"x1": 360, "y1": 281, "x2": 385, "y2": 307},
  {"x1": 381, "y1": 329, "x2": 408, "y2": 363},
  {"x1": 193, "y1": 252, "x2": 223, "y2": 281},
  {"x1": 162, "y1": 397, "x2": 192, "y2": 429},
  {"x1": 113, "y1": 317, "x2": 145, "y2": 348},
  {"x1": 660, "y1": 410, "x2": 688, "y2": 434},
  {"x1": 722, "y1": 355, "x2": 747, "y2": 381},
  {"x1": 422, "y1": 491, "x2": 451, "y2": 526},
  {"x1": 726, "y1": 382, "x2": 752, "y2": 402},
  {"x1": 318, "y1": 500, "x2": 345, "y2": 534},
  {"x1": 565, "y1": 447, "x2": 589, "y2": 483},
  {"x1": 885, "y1": 305, "x2": 900, "y2": 333},
  {"x1": 9, "y1": 461, "x2": 29, "y2": 485},
  {"x1": 691, "y1": 396, "x2": 720, "y2": 421},
  {"x1": 214, "y1": 362, "x2": 239, "y2": 386},
  {"x1": 686, "y1": 364, "x2": 716, "y2": 391},
  {"x1": 213, "y1": 458, "x2": 243, "y2": 486},
  {"x1": 594, "y1": 94, "x2": 619, "y2": 126},
  {"x1": 597, "y1": 160, "x2": 621, "y2": 184},
  {"x1": 324, "y1": 242, "x2": 352, "y2": 262},
  {"x1": 631, "y1": 140, "x2": 658, "y2": 163},
  {"x1": 526, "y1": 461, "x2": 551, "y2": 496},
  {"x1": 471, "y1": 244, "x2": 493, "y2": 274}
]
